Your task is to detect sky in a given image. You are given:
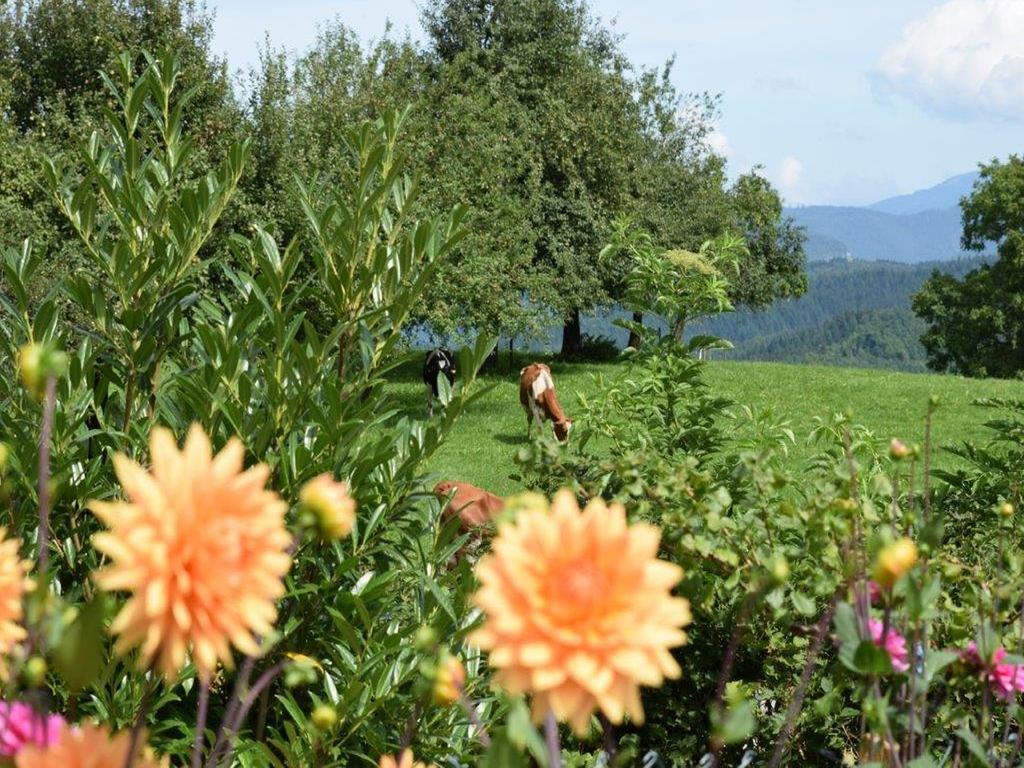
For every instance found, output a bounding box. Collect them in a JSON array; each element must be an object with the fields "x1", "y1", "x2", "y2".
[{"x1": 209, "y1": 0, "x2": 1024, "y2": 207}]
